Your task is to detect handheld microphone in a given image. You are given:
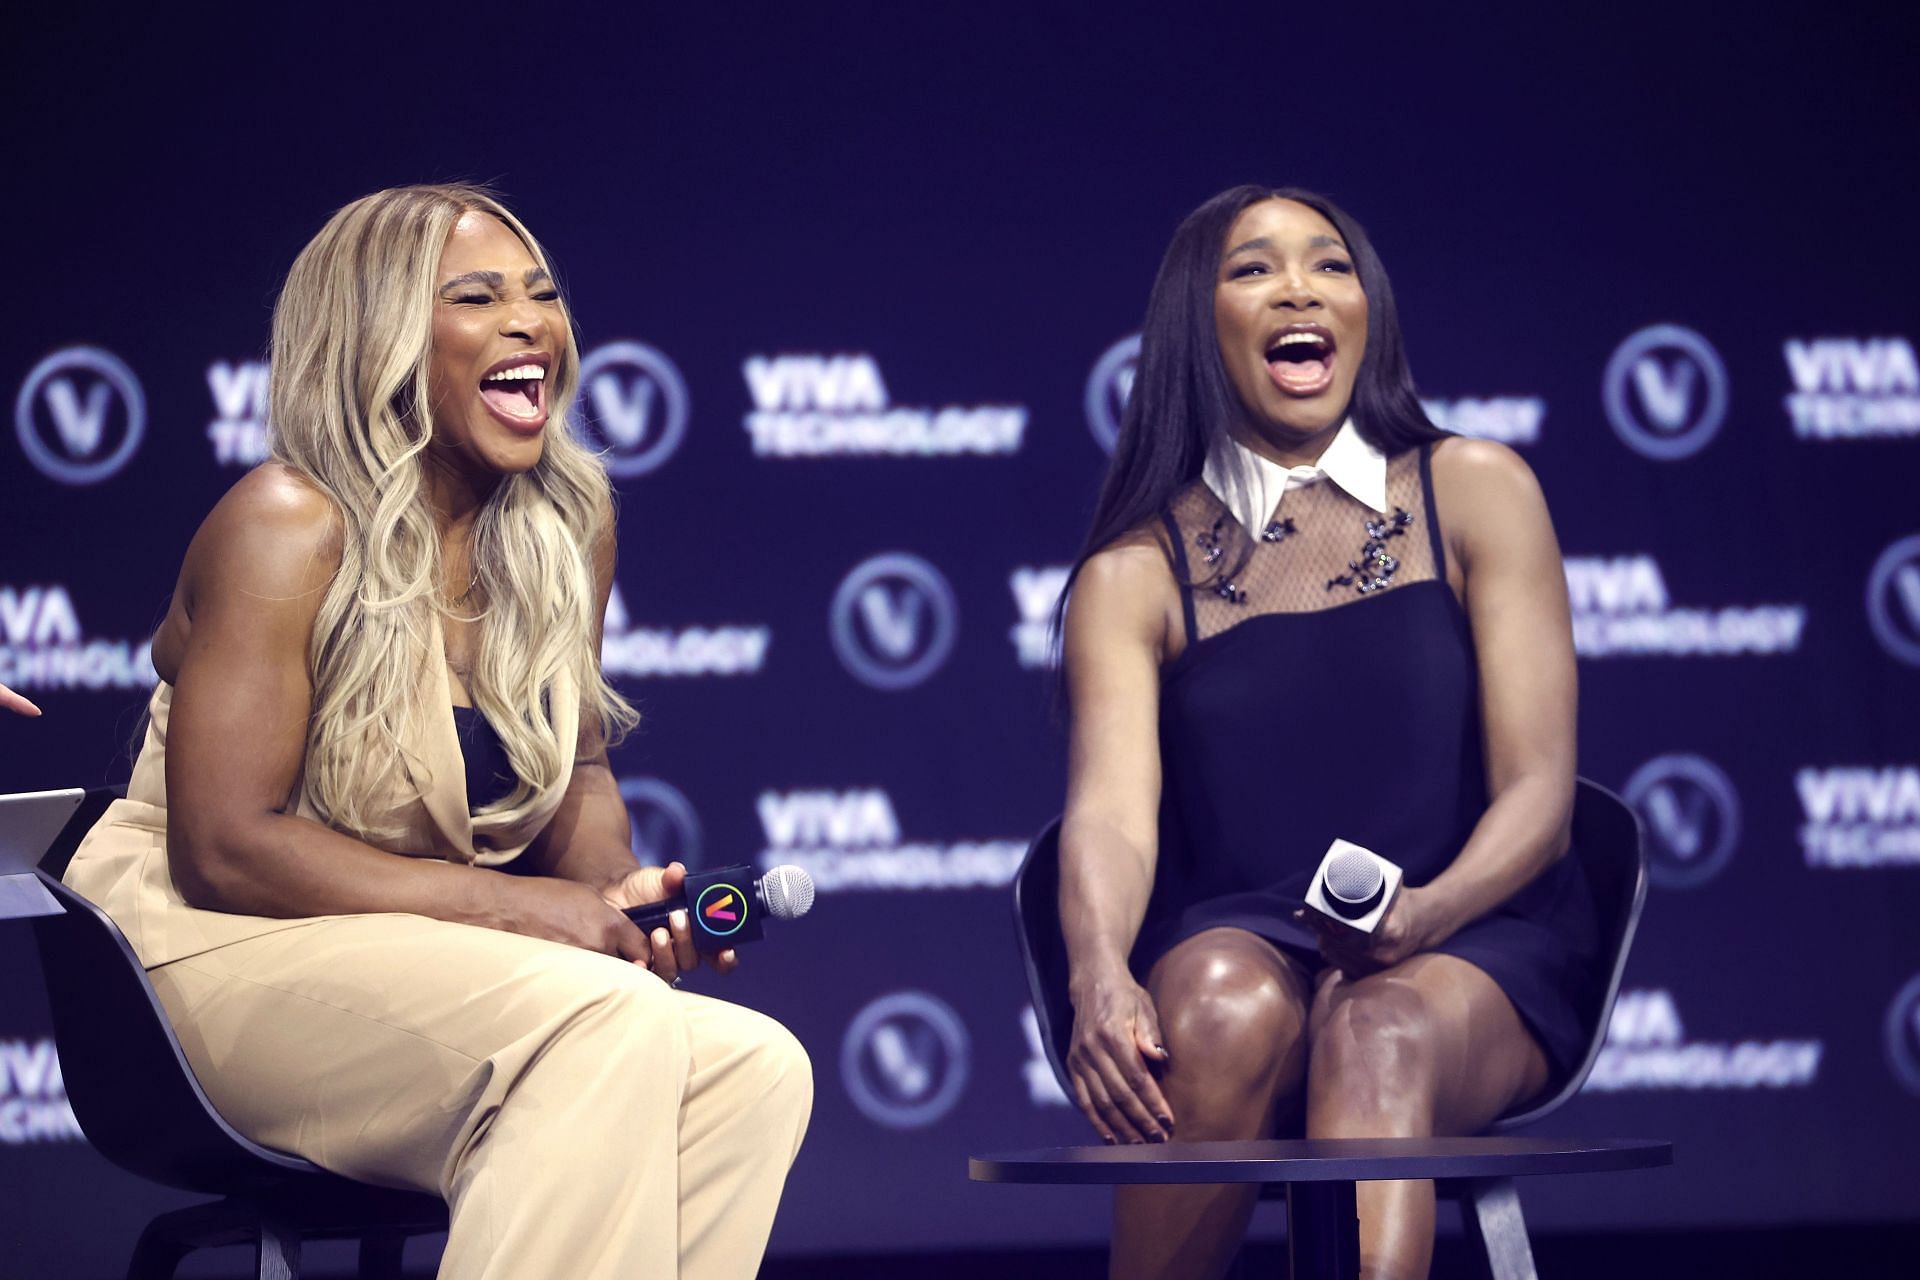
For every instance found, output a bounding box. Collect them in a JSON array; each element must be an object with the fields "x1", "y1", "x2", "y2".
[
  {"x1": 624, "y1": 864, "x2": 815, "y2": 951},
  {"x1": 1303, "y1": 839, "x2": 1403, "y2": 934}
]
